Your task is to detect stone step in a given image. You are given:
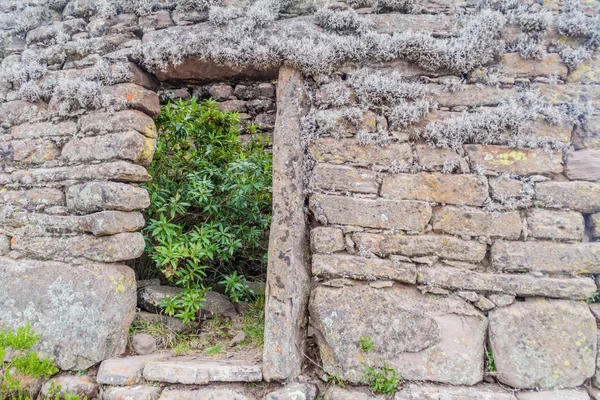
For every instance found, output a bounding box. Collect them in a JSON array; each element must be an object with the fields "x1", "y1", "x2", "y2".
[
  {"x1": 103, "y1": 385, "x2": 163, "y2": 400},
  {"x1": 97, "y1": 353, "x2": 172, "y2": 386},
  {"x1": 159, "y1": 387, "x2": 254, "y2": 400},
  {"x1": 143, "y1": 360, "x2": 263, "y2": 384}
]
